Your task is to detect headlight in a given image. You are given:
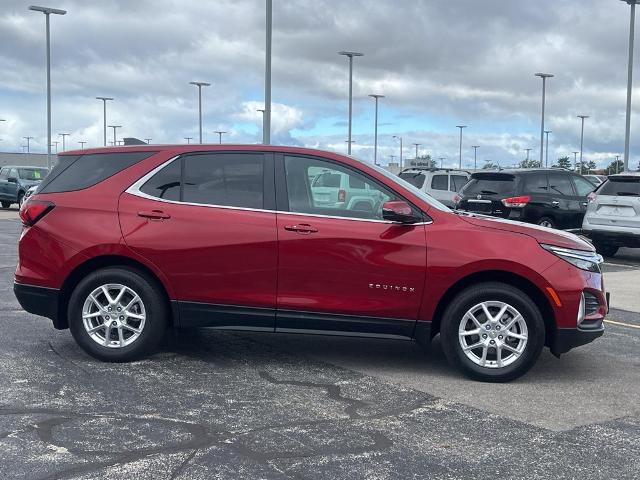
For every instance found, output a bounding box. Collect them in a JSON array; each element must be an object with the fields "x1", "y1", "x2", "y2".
[{"x1": 541, "y1": 244, "x2": 603, "y2": 273}]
